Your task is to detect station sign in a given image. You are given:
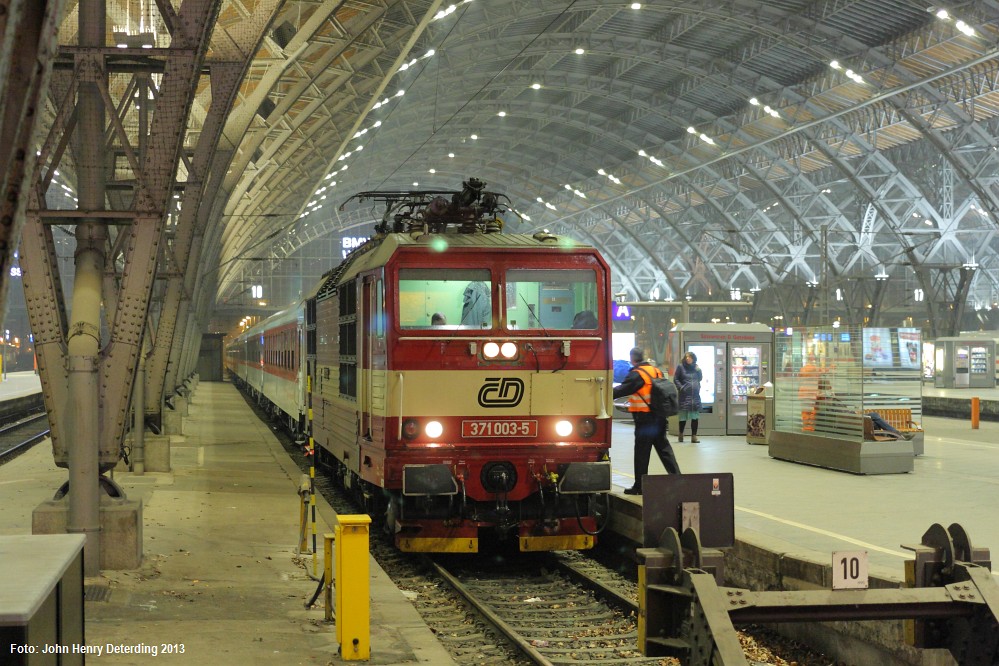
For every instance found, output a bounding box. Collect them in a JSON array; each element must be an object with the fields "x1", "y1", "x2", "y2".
[
  {"x1": 611, "y1": 304, "x2": 632, "y2": 321},
  {"x1": 341, "y1": 236, "x2": 370, "y2": 258},
  {"x1": 831, "y1": 550, "x2": 869, "y2": 590}
]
